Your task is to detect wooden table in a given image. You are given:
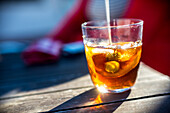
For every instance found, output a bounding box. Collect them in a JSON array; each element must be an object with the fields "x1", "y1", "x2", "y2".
[{"x1": 0, "y1": 53, "x2": 170, "y2": 113}]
